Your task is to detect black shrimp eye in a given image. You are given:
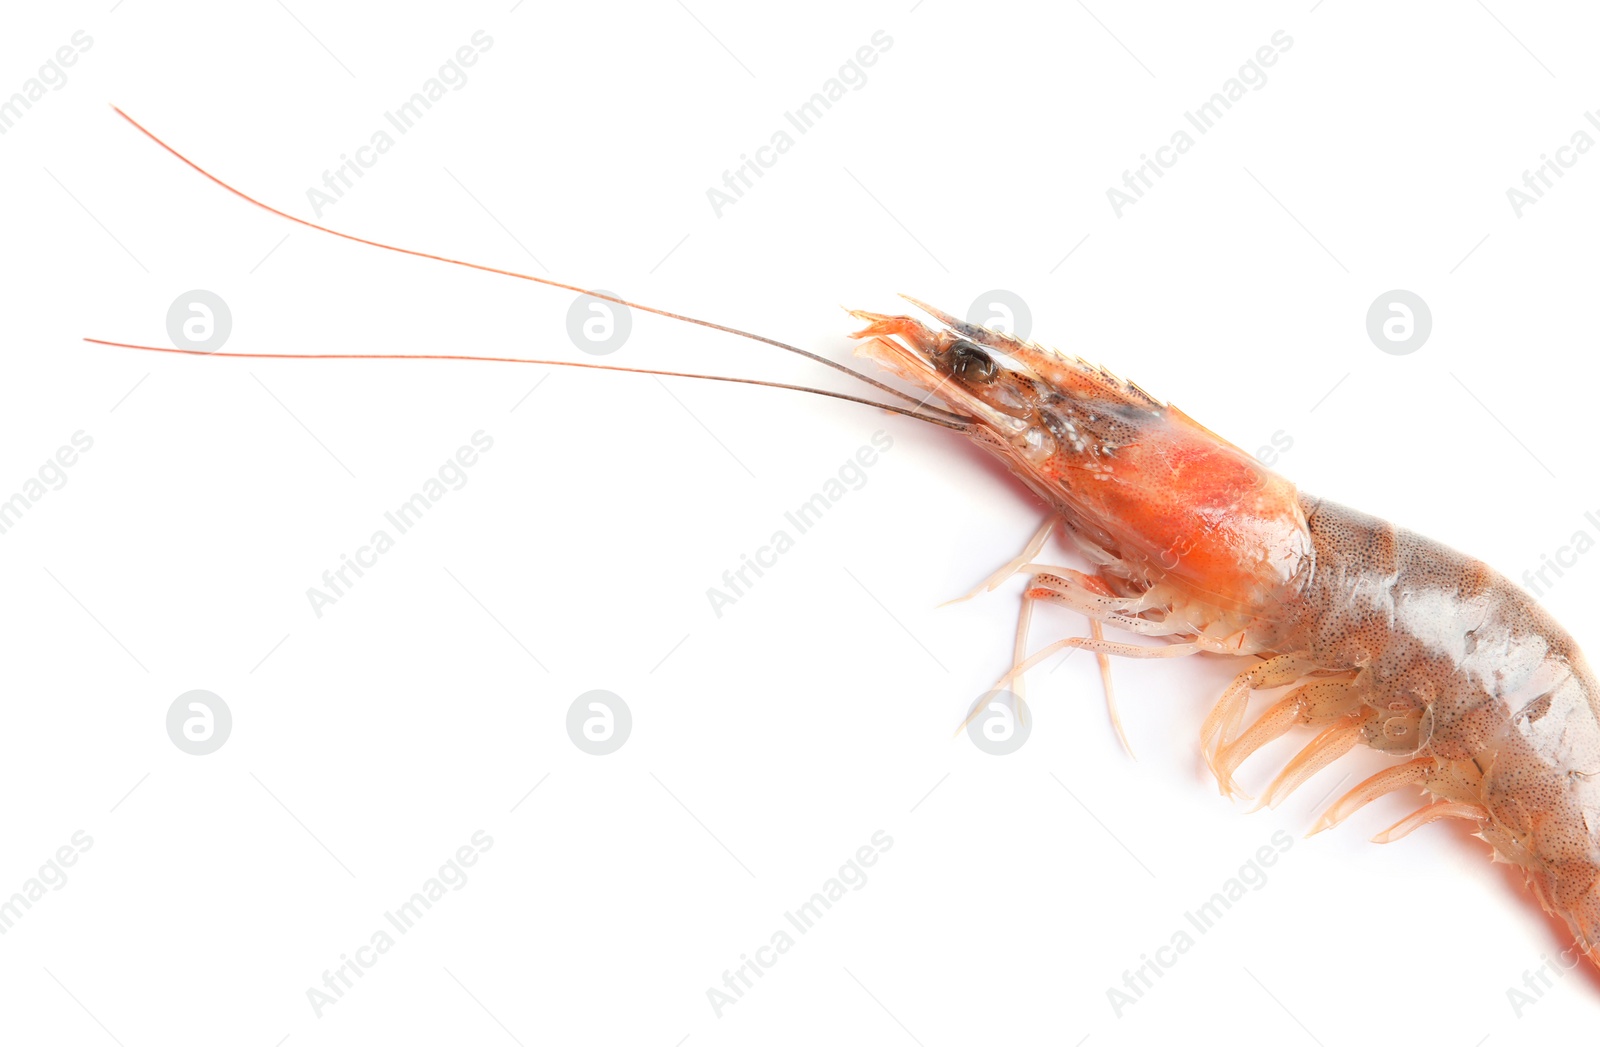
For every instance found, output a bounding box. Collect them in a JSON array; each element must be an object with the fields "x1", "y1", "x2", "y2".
[{"x1": 949, "y1": 340, "x2": 997, "y2": 383}]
